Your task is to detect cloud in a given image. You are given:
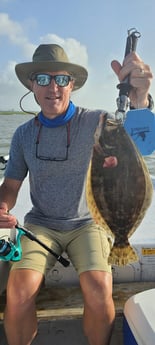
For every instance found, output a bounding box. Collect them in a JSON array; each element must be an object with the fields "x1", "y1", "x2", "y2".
[
  {"x1": 0, "y1": 60, "x2": 16, "y2": 84},
  {"x1": 0, "y1": 13, "x2": 35, "y2": 58},
  {"x1": 0, "y1": 60, "x2": 26, "y2": 111},
  {"x1": 0, "y1": 13, "x2": 22, "y2": 42},
  {"x1": 0, "y1": 13, "x2": 35, "y2": 110}
]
